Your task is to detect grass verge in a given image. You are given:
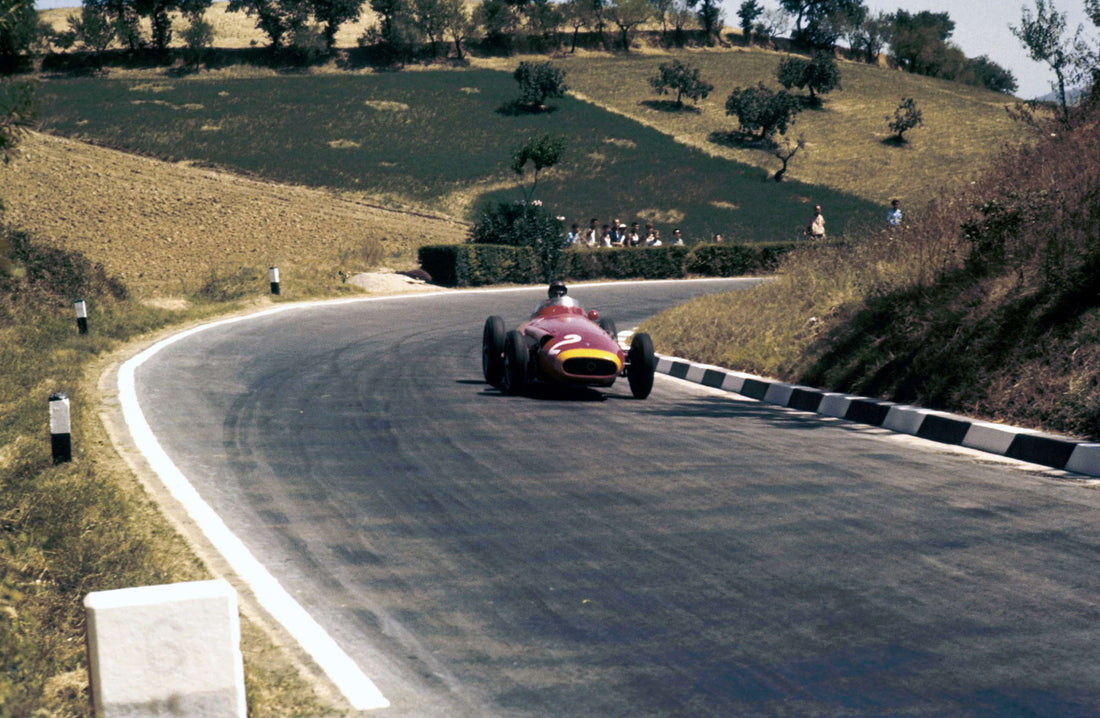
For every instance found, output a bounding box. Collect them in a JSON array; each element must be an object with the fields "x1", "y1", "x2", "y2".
[
  {"x1": 643, "y1": 107, "x2": 1099, "y2": 441},
  {"x1": 0, "y1": 227, "x2": 359, "y2": 716}
]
